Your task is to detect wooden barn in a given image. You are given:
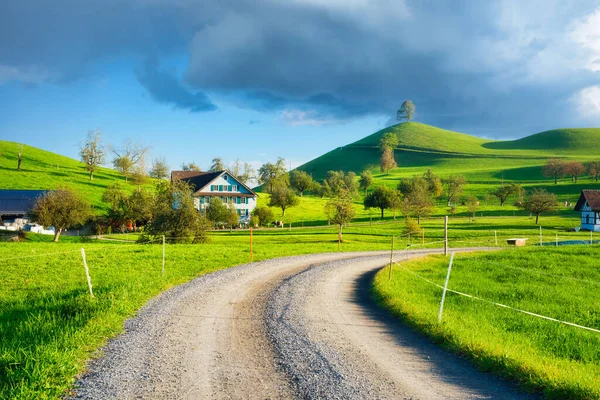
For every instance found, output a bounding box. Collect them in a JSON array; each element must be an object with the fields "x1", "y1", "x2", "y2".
[{"x1": 574, "y1": 190, "x2": 600, "y2": 232}]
